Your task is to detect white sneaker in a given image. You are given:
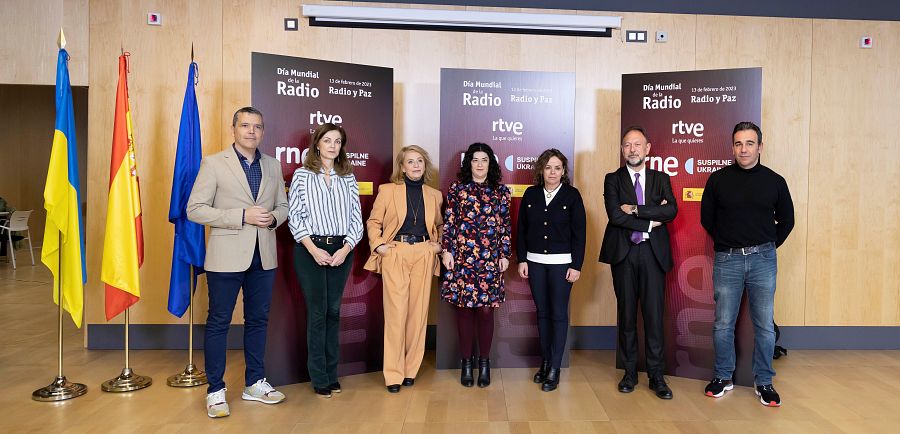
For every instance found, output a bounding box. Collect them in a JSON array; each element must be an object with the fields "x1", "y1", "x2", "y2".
[
  {"x1": 242, "y1": 378, "x2": 286, "y2": 404},
  {"x1": 206, "y1": 388, "x2": 230, "y2": 418}
]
